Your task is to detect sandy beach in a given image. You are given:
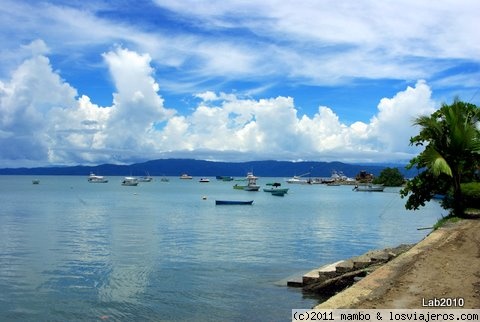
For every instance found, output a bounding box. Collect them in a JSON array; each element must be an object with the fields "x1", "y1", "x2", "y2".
[{"x1": 316, "y1": 217, "x2": 480, "y2": 309}]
